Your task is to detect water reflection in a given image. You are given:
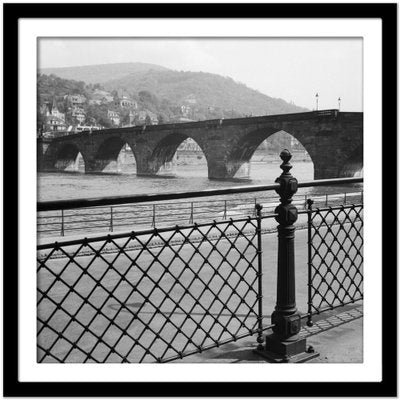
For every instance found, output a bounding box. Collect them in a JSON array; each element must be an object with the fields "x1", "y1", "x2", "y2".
[{"x1": 38, "y1": 160, "x2": 362, "y2": 202}]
